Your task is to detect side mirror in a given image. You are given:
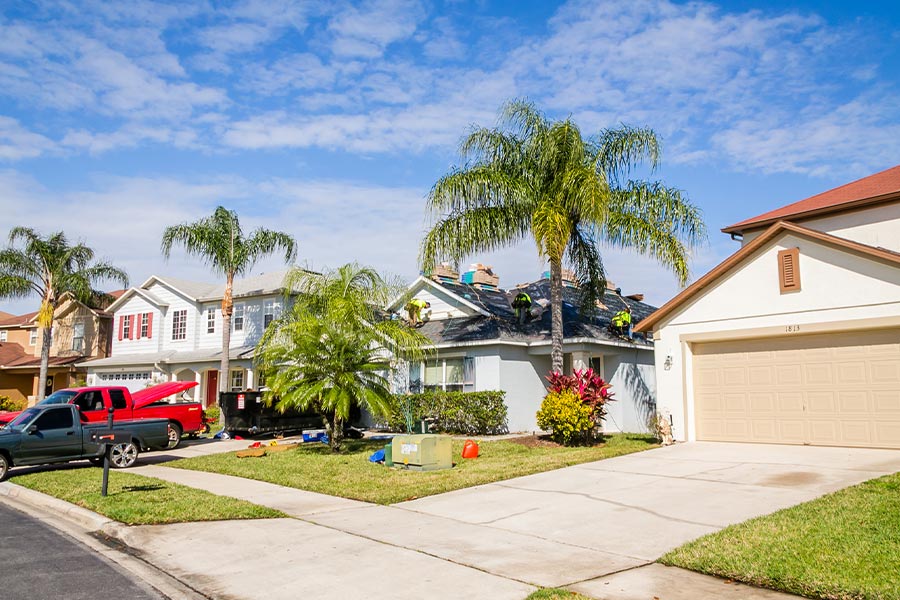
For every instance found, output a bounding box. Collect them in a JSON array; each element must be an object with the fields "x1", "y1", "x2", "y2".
[{"x1": 26, "y1": 424, "x2": 39, "y2": 435}]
